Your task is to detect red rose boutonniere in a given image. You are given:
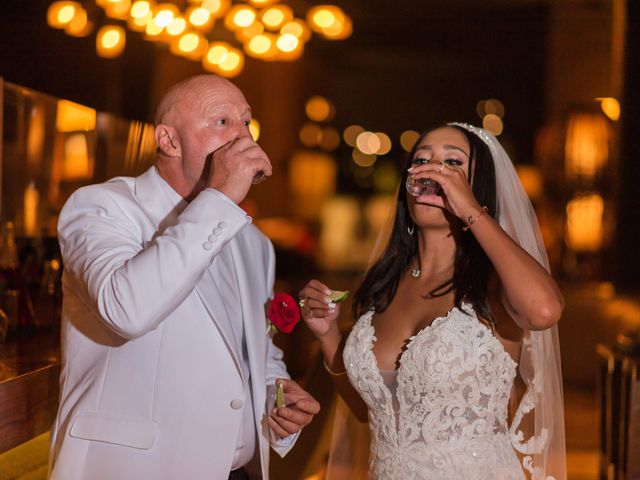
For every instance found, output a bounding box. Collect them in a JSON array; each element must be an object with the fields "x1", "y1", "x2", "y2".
[{"x1": 266, "y1": 292, "x2": 300, "y2": 336}]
